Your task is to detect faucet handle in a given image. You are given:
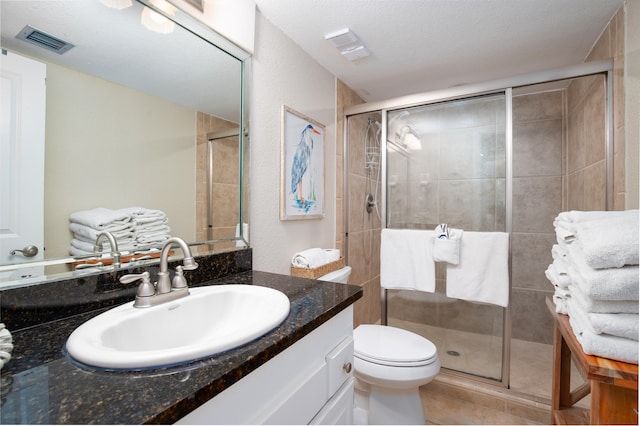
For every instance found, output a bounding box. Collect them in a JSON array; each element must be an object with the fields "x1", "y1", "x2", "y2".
[
  {"x1": 120, "y1": 271, "x2": 155, "y2": 297},
  {"x1": 172, "y1": 265, "x2": 188, "y2": 290}
]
